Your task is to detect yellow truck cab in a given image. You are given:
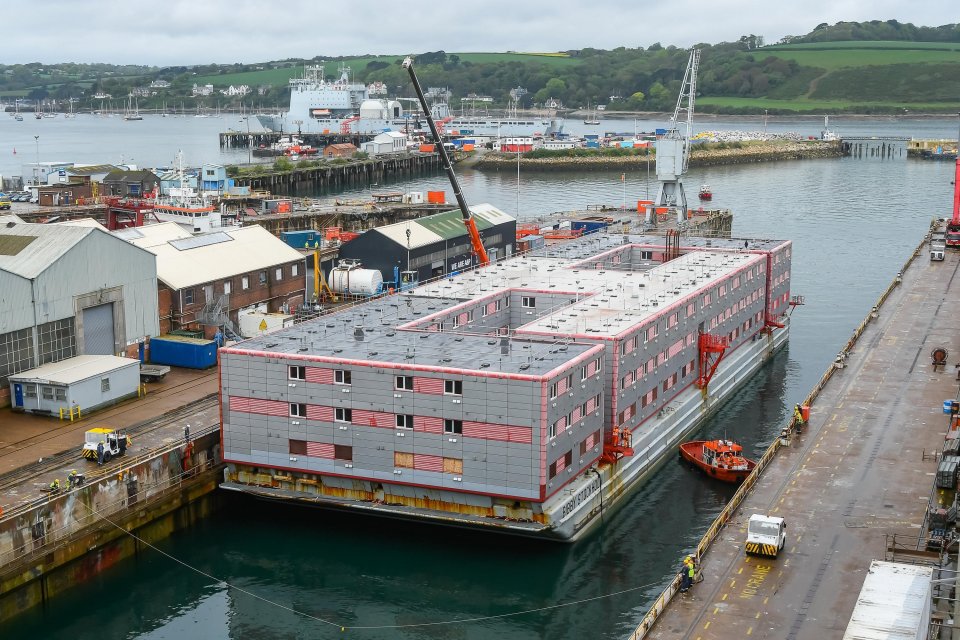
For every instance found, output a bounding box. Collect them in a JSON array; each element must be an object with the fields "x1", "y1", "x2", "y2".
[
  {"x1": 745, "y1": 514, "x2": 786, "y2": 557},
  {"x1": 0, "y1": 194, "x2": 11, "y2": 210}
]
